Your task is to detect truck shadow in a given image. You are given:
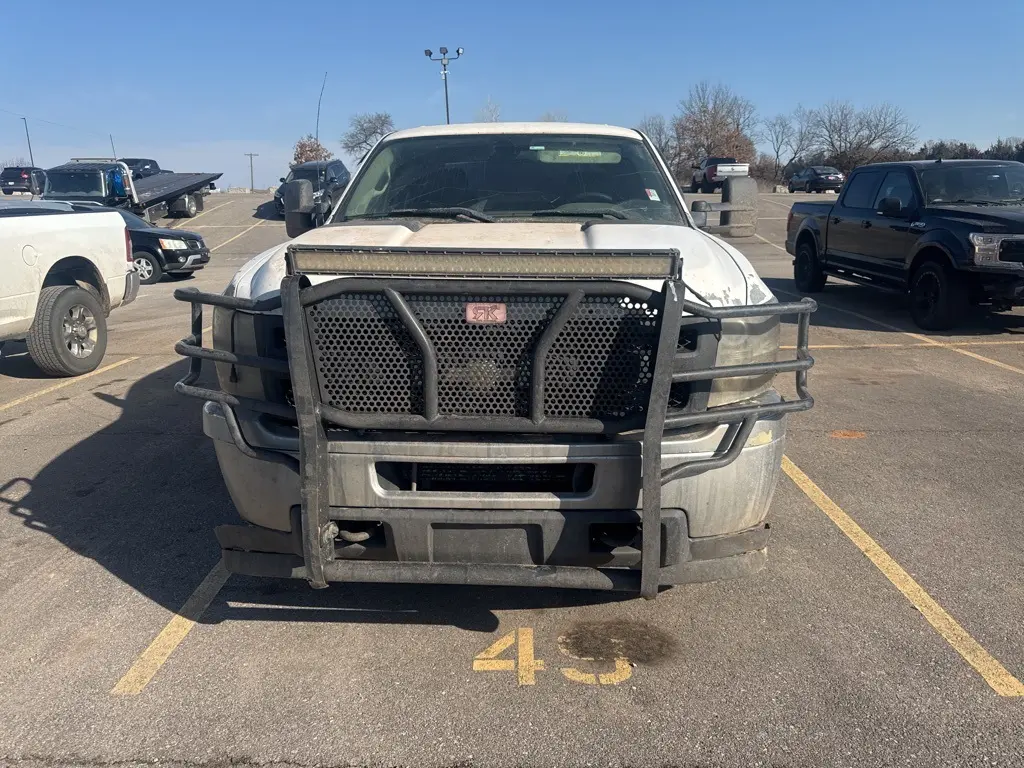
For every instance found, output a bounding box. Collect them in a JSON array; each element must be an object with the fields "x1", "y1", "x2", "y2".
[
  {"x1": 0, "y1": 341, "x2": 52, "y2": 379},
  {"x1": 2, "y1": 359, "x2": 630, "y2": 633},
  {"x1": 252, "y1": 200, "x2": 282, "y2": 221},
  {"x1": 762, "y1": 276, "x2": 1024, "y2": 337}
]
